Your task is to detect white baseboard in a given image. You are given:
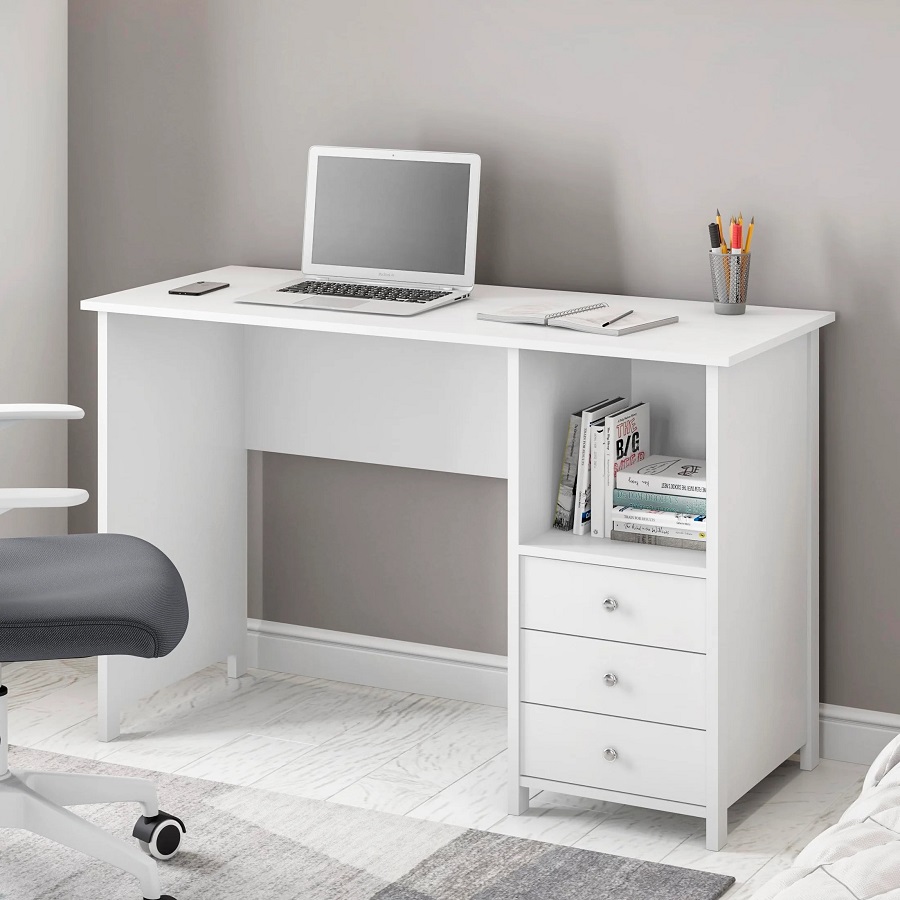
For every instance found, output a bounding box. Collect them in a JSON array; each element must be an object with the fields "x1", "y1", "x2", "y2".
[
  {"x1": 820, "y1": 703, "x2": 900, "y2": 766},
  {"x1": 245, "y1": 621, "x2": 900, "y2": 766},
  {"x1": 246, "y1": 619, "x2": 507, "y2": 707}
]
